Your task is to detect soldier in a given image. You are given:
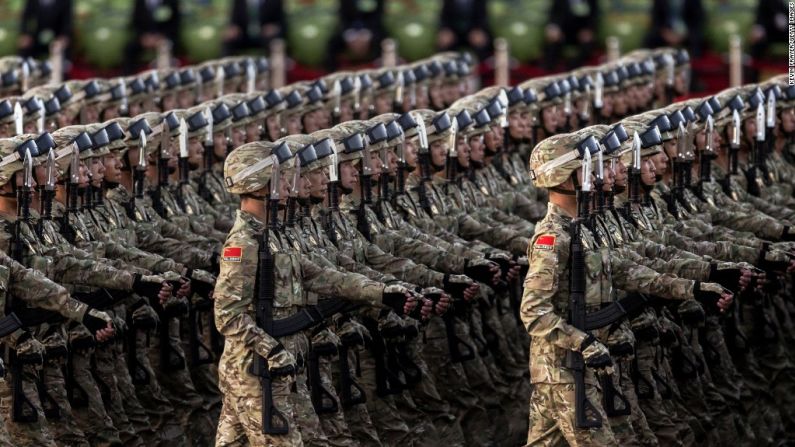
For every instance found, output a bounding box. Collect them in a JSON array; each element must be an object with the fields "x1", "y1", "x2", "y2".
[
  {"x1": 215, "y1": 140, "x2": 421, "y2": 445},
  {"x1": 522, "y1": 131, "x2": 732, "y2": 445}
]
